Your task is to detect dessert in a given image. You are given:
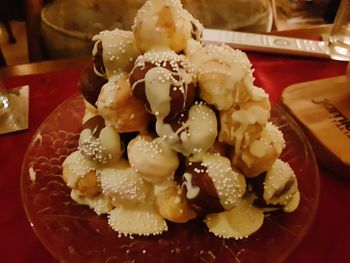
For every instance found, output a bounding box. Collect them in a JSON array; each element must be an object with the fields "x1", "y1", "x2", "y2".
[{"x1": 62, "y1": 0, "x2": 300, "y2": 240}]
